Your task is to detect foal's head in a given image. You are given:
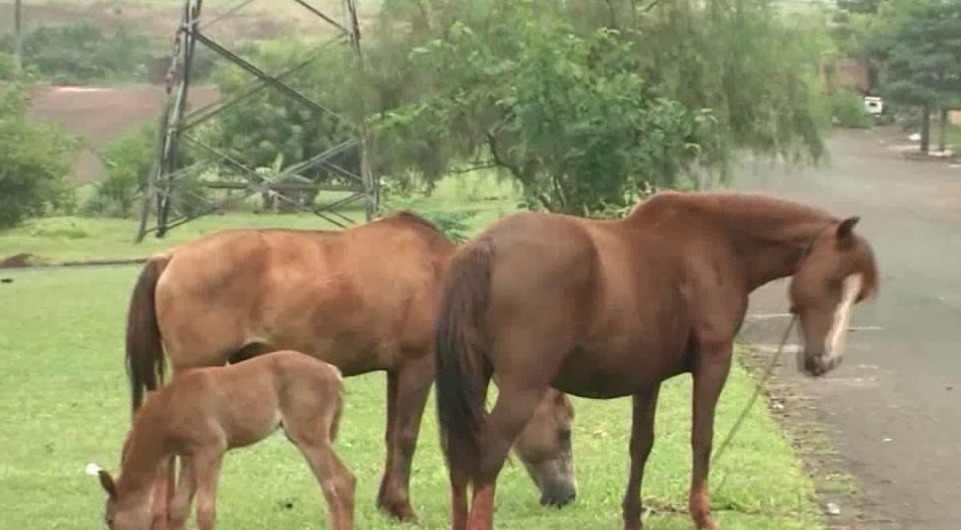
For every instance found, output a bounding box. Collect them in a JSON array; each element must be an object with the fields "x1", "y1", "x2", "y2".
[
  {"x1": 789, "y1": 216, "x2": 879, "y2": 377},
  {"x1": 512, "y1": 389, "x2": 578, "y2": 507},
  {"x1": 87, "y1": 463, "x2": 151, "y2": 529}
]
